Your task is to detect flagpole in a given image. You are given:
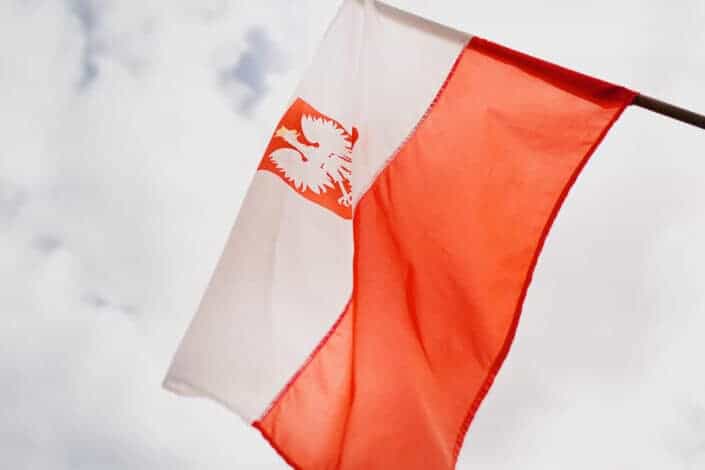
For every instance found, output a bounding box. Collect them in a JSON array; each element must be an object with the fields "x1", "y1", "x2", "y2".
[{"x1": 633, "y1": 94, "x2": 705, "y2": 131}]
